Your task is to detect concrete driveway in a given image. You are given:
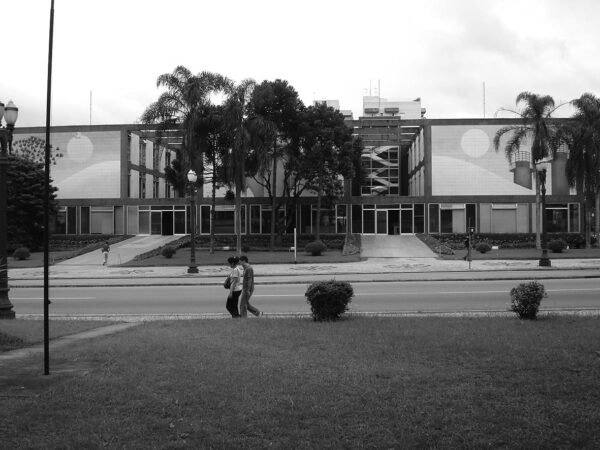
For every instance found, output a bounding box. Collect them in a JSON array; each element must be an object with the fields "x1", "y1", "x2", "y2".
[{"x1": 361, "y1": 235, "x2": 436, "y2": 258}]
